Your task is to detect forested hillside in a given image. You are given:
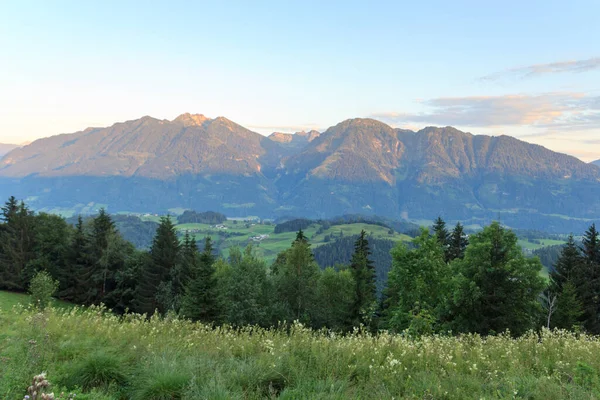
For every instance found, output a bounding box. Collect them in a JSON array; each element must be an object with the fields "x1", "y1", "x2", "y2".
[
  {"x1": 313, "y1": 236, "x2": 396, "y2": 294},
  {"x1": 2, "y1": 195, "x2": 599, "y2": 337}
]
